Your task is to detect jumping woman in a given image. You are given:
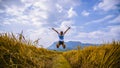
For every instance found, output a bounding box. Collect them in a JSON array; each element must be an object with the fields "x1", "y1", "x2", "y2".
[{"x1": 52, "y1": 27, "x2": 71, "y2": 49}]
